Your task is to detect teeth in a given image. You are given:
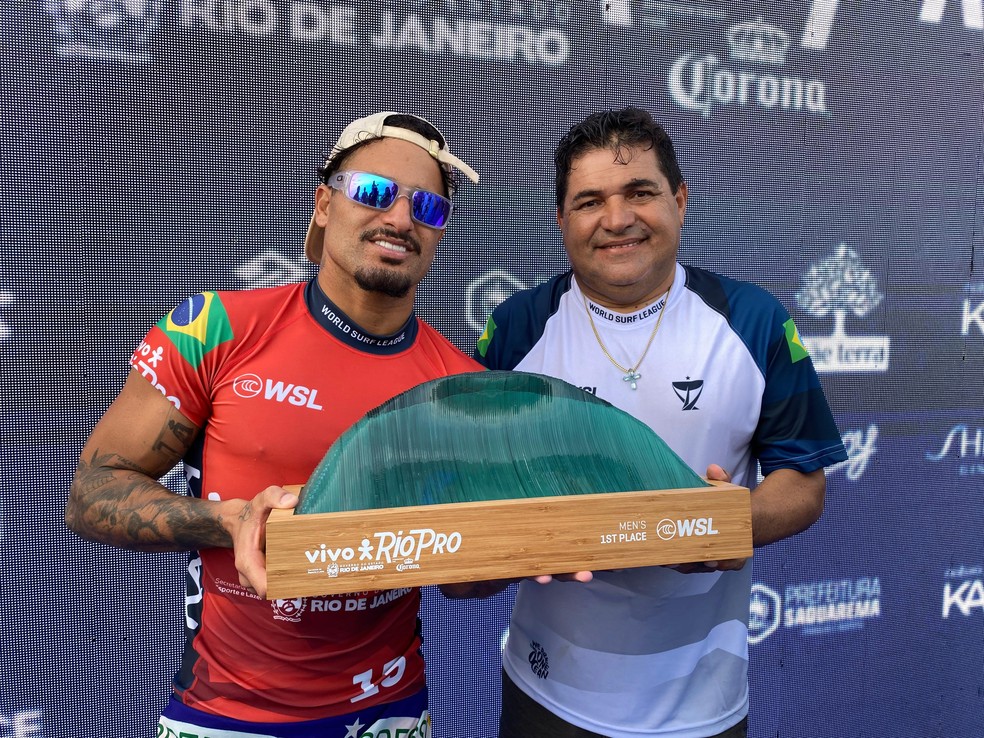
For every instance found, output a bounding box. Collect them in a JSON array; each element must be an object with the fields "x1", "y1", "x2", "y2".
[{"x1": 376, "y1": 240, "x2": 409, "y2": 254}]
